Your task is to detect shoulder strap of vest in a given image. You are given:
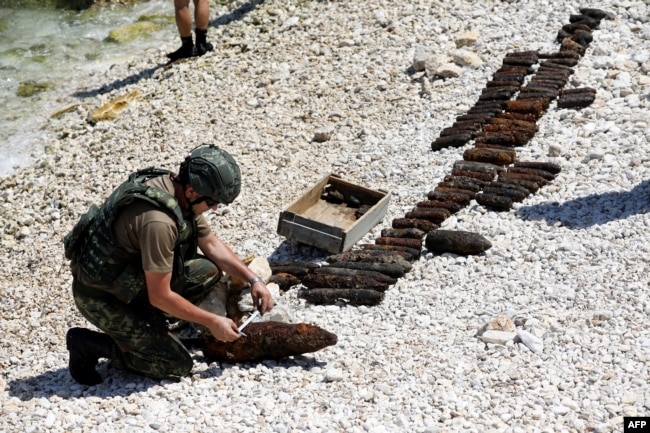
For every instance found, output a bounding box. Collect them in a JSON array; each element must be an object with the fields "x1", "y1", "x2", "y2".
[{"x1": 103, "y1": 169, "x2": 190, "y2": 239}]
